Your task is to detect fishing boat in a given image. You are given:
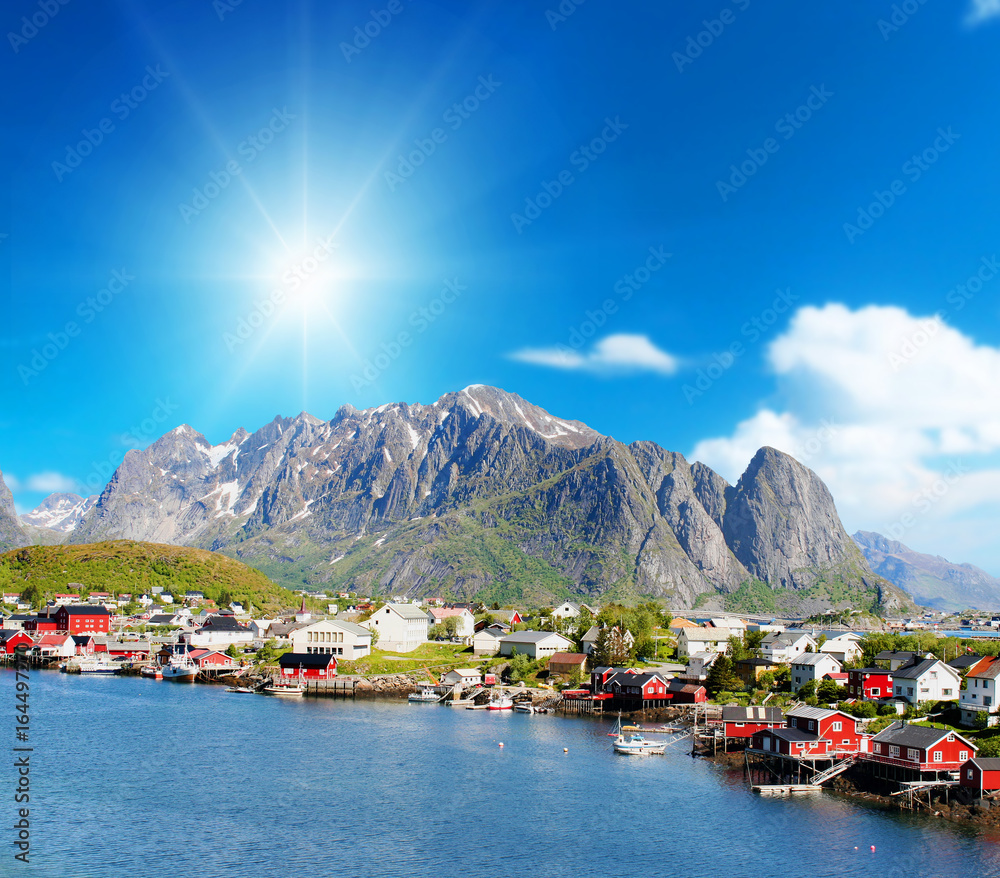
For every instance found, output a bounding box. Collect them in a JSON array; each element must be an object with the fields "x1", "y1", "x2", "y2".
[
  {"x1": 76, "y1": 657, "x2": 120, "y2": 675},
  {"x1": 263, "y1": 679, "x2": 304, "y2": 696},
  {"x1": 487, "y1": 689, "x2": 513, "y2": 711},
  {"x1": 161, "y1": 654, "x2": 198, "y2": 683},
  {"x1": 512, "y1": 701, "x2": 535, "y2": 714},
  {"x1": 612, "y1": 732, "x2": 666, "y2": 756},
  {"x1": 408, "y1": 684, "x2": 440, "y2": 703},
  {"x1": 140, "y1": 665, "x2": 163, "y2": 680}
]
